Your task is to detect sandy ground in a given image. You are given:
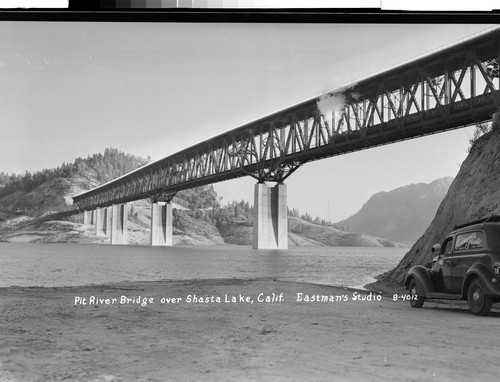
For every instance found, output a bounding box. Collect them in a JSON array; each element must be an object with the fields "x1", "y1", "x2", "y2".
[{"x1": 1, "y1": 278, "x2": 499, "y2": 382}]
